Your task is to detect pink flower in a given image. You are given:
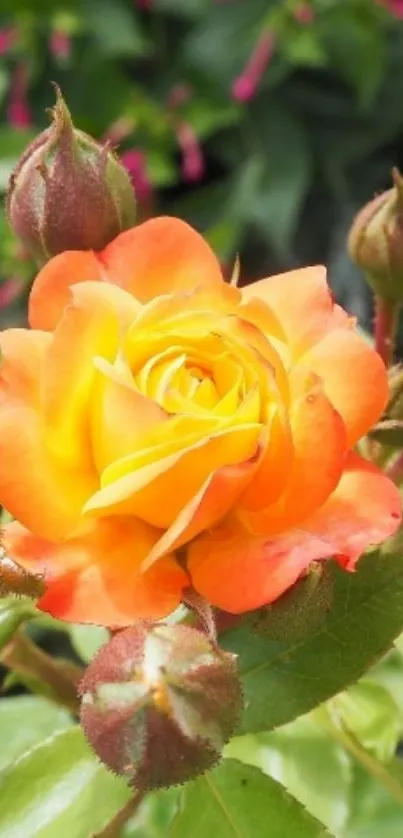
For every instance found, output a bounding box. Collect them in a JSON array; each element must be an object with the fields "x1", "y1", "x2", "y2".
[
  {"x1": 121, "y1": 149, "x2": 152, "y2": 204},
  {"x1": 49, "y1": 31, "x2": 72, "y2": 60},
  {"x1": 7, "y1": 65, "x2": 31, "y2": 130},
  {"x1": 0, "y1": 278, "x2": 23, "y2": 311},
  {"x1": 387, "y1": 0, "x2": 403, "y2": 16},
  {"x1": 175, "y1": 122, "x2": 205, "y2": 182},
  {"x1": 294, "y1": 3, "x2": 315, "y2": 24},
  {"x1": 232, "y1": 32, "x2": 275, "y2": 103},
  {"x1": 0, "y1": 26, "x2": 16, "y2": 56},
  {"x1": 136, "y1": 0, "x2": 153, "y2": 8}
]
